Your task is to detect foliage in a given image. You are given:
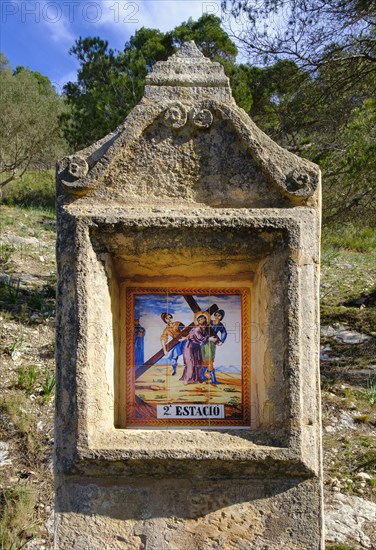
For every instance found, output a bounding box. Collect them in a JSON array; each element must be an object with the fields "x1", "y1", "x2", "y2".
[
  {"x1": 322, "y1": 224, "x2": 376, "y2": 253},
  {"x1": 320, "y1": 222, "x2": 376, "y2": 345},
  {"x1": 40, "y1": 370, "x2": 56, "y2": 398},
  {"x1": 0, "y1": 54, "x2": 68, "y2": 197},
  {"x1": 314, "y1": 98, "x2": 376, "y2": 224},
  {"x1": 61, "y1": 15, "x2": 240, "y2": 149},
  {"x1": 0, "y1": 486, "x2": 37, "y2": 549},
  {"x1": 366, "y1": 378, "x2": 376, "y2": 406},
  {"x1": 172, "y1": 15, "x2": 237, "y2": 61},
  {"x1": 16, "y1": 365, "x2": 39, "y2": 393},
  {"x1": 13, "y1": 363, "x2": 55, "y2": 399},
  {"x1": 0, "y1": 392, "x2": 34, "y2": 435},
  {"x1": 223, "y1": 0, "x2": 376, "y2": 72},
  {"x1": 0, "y1": 244, "x2": 15, "y2": 265},
  {"x1": 60, "y1": 11, "x2": 375, "y2": 225},
  {"x1": 222, "y1": 1, "x2": 376, "y2": 224},
  {"x1": 60, "y1": 35, "x2": 149, "y2": 150},
  {"x1": 4, "y1": 277, "x2": 21, "y2": 305},
  {"x1": 220, "y1": 61, "x2": 253, "y2": 111},
  {"x1": 247, "y1": 60, "x2": 312, "y2": 148},
  {"x1": 2, "y1": 170, "x2": 55, "y2": 209},
  {"x1": 0, "y1": 276, "x2": 56, "y2": 325}
]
